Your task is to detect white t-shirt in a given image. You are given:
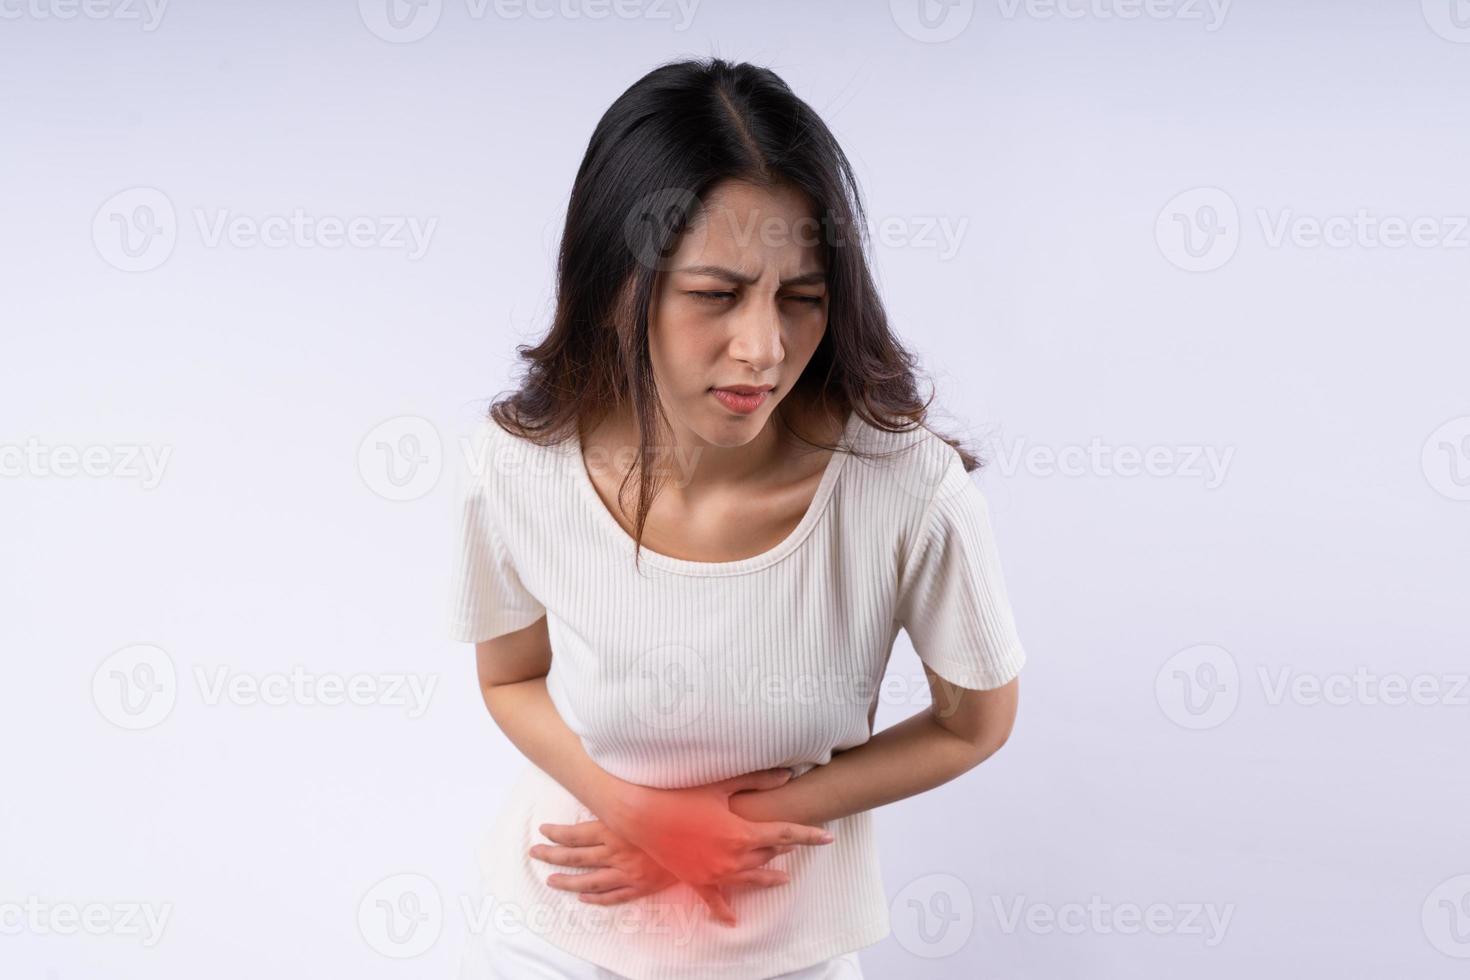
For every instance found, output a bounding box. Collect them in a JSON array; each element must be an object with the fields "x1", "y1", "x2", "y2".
[{"x1": 449, "y1": 408, "x2": 1027, "y2": 980}]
